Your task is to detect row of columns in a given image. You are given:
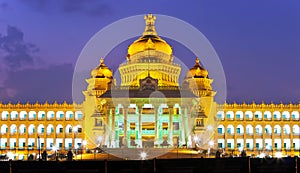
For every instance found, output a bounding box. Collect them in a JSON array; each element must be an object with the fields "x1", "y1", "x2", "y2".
[{"x1": 103, "y1": 104, "x2": 192, "y2": 148}]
